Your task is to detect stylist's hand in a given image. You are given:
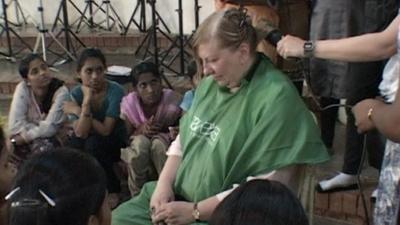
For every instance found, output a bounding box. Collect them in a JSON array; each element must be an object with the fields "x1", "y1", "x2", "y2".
[
  {"x1": 352, "y1": 99, "x2": 382, "y2": 133},
  {"x1": 277, "y1": 35, "x2": 306, "y2": 59},
  {"x1": 150, "y1": 183, "x2": 175, "y2": 224},
  {"x1": 153, "y1": 201, "x2": 194, "y2": 225}
]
